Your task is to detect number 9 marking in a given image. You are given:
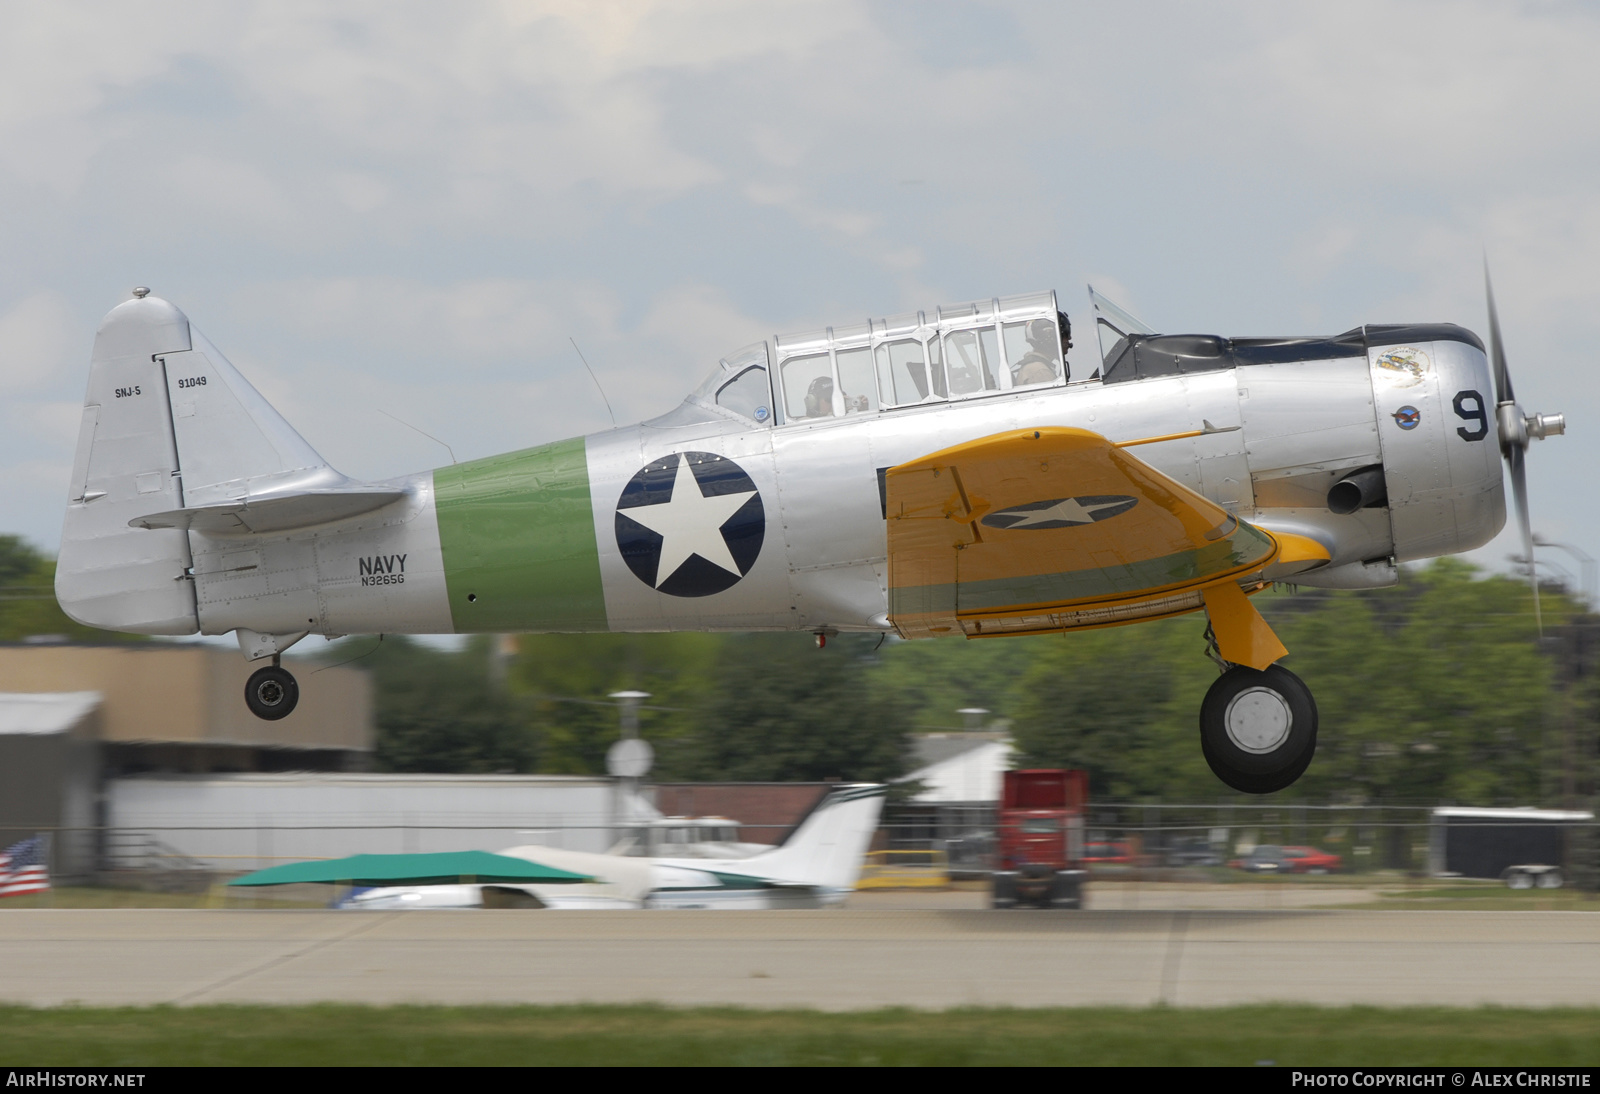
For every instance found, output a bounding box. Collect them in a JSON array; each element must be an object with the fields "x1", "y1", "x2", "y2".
[{"x1": 1453, "y1": 390, "x2": 1488, "y2": 442}]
